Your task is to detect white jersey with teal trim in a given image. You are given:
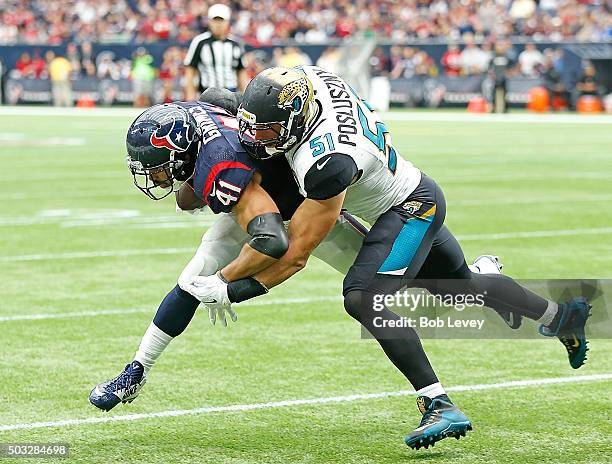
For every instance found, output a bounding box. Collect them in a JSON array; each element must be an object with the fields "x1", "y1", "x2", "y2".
[{"x1": 285, "y1": 66, "x2": 421, "y2": 224}]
